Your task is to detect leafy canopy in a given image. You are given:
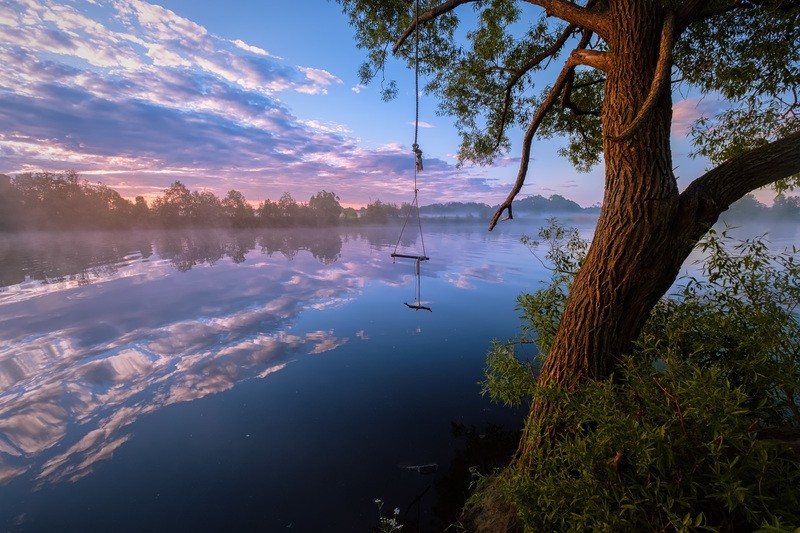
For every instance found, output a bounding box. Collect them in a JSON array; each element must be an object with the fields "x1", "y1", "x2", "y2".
[{"x1": 337, "y1": 0, "x2": 800, "y2": 182}]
